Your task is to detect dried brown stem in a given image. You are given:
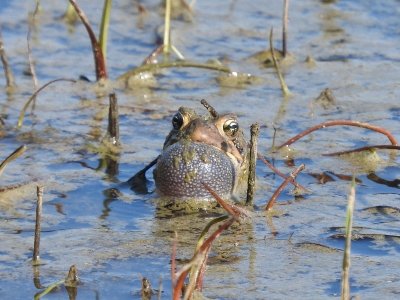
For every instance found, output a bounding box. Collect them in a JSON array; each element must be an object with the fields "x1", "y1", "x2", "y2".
[
  {"x1": 203, "y1": 183, "x2": 250, "y2": 218},
  {"x1": 33, "y1": 186, "x2": 43, "y2": 263},
  {"x1": 282, "y1": 0, "x2": 289, "y2": 57},
  {"x1": 323, "y1": 144, "x2": 400, "y2": 156},
  {"x1": 277, "y1": 120, "x2": 398, "y2": 149},
  {"x1": 246, "y1": 123, "x2": 259, "y2": 205},
  {"x1": 27, "y1": 1, "x2": 39, "y2": 91},
  {"x1": 200, "y1": 99, "x2": 219, "y2": 118},
  {"x1": 257, "y1": 153, "x2": 308, "y2": 192},
  {"x1": 107, "y1": 93, "x2": 120, "y2": 145},
  {"x1": 0, "y1": 29, "x2": 16, "y2": 88},
  {"x1": 266, "y1": 164, "x2": 305, "y2": 211},
  {"x1": 141, "y1": 44, "x2": 164, "y2": 65},
  {"x1": 141, "y1": 277, "x2": 152, "y2": 300},
  {"x1": 68, "y1": 0, "x2": 107, "y2": 80},
  {"x1": 65, "y1": 265, "x2": 79, "y2": 287},
  {"x1": 269, "y1": 28, "x2": 291, "y2": 96}
]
